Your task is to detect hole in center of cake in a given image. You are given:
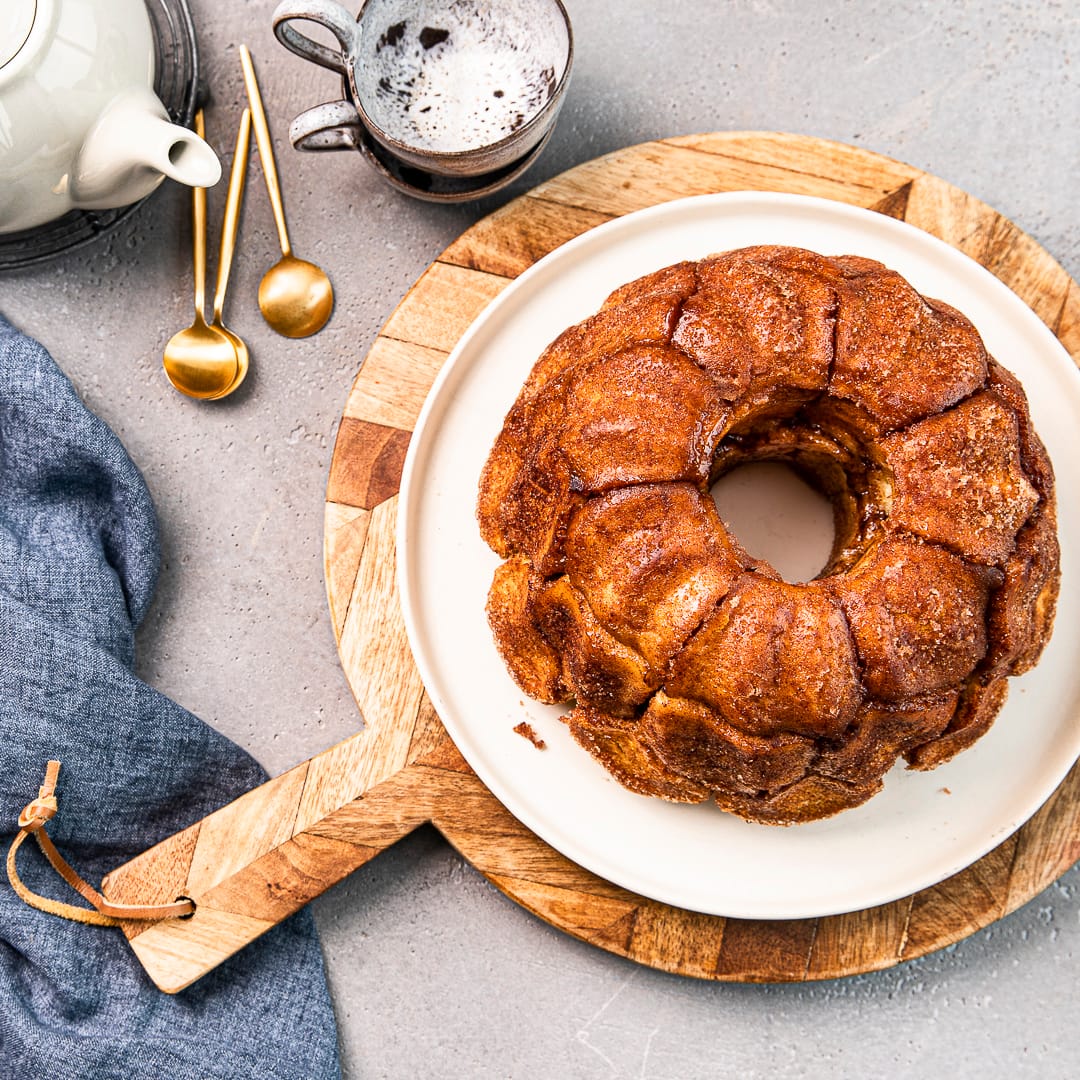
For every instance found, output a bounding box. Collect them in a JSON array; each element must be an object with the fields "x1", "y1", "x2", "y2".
[{"x1": 710, "y1": 461, "x2": 836, "y2": 584}]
